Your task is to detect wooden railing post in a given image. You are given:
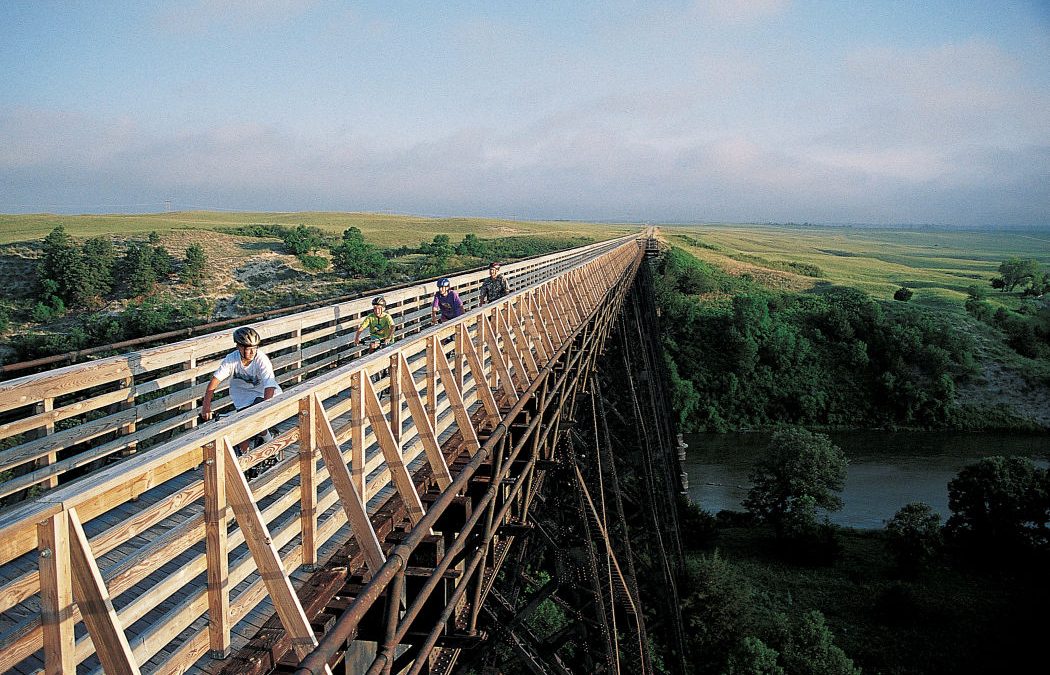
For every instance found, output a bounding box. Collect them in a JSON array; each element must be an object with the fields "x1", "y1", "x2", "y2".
[
  {"x1": 67, "y1": 508, "x2": 141, "y2": 675},
  {"x1": 203, "y1": 440, "x2": 231, "y2": 657},
  {"x1": 33, "y1": 397, "x2": 58, "y2": 490},
  {"x1": 351, "y1": 370, "x2": 366, "y2": 496},
  {"x1": 426, "y1": 336, "x2": 438, "y2": 431},
  {"x1": 119, "y1": 376, "x2": 137, "y2": 458},
  {"x1": 180, "y1": 356, "x2": 198, "y2": 433},
  {"x1": 389, "y1": 354, "x2": 401, "y2": 449},
  {"x1": 38, "y1": 511, "x2": 74, "y2": 674},
  {"x1": 299, "y1": 397, "x2": 318, "y2": 570}
]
